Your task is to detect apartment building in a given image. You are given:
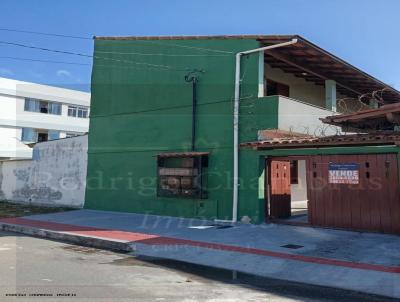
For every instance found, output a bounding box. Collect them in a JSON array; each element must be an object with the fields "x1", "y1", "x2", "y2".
[{"x1": 0, "y1": 77, "x2": 90, "y2": 159}]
